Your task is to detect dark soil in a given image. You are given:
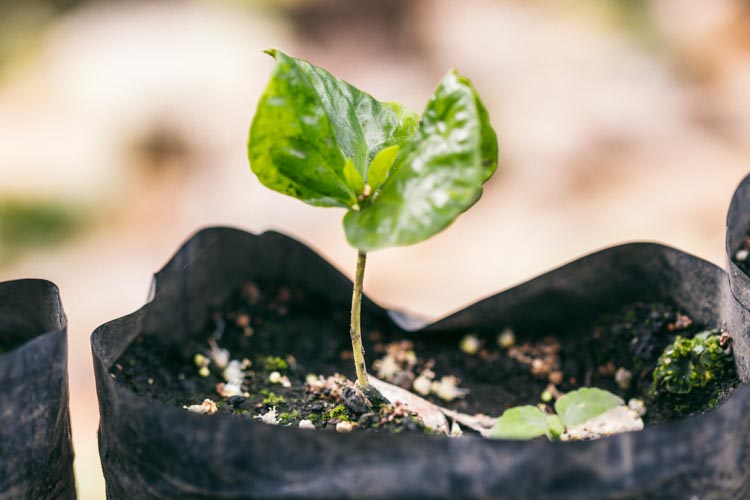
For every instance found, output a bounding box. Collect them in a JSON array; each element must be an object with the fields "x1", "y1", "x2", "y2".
[{"x1": 113, "y1": 281, "x2": 740, "y2": 435}]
